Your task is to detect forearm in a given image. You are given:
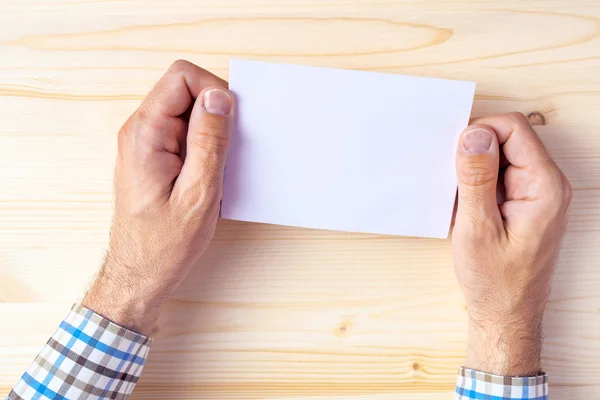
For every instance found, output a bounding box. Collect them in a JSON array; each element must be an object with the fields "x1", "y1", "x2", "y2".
[
  {"x1": 7, "y1": 61, "x2": 232, "y2": 400},
  {"x1": 465, "y1": 318, "x2": 543, "y2": 376},
  {"x1": 455, "y1": 316, "x2": 548, "y2": 399},
  {"x1": 81, "y1": 254, "x2": 177, "y2": 336}
]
